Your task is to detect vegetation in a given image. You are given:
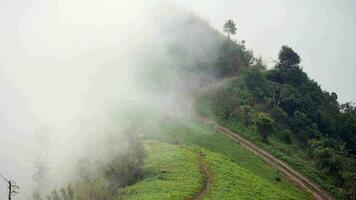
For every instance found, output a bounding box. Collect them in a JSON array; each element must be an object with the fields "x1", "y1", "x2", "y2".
[
  {"x1": 202, "y1": 147, "x2": 309, "y2": 200},
  {"x1": 0, "y1": 174, "x2": 20, "y2": 200},
  {"x1": 197, "y1": 44, "x2": 356, "y2": 199},
  {"x1": 35, "y1": 128, "x2": 146, "y2": 200},
  {"x1": 120, "y1": 140, "x2": 311, "y2": 200},
  {"x1": 149, "y1": 119, "x2": 311, "y2": 199},
  {"x1": 117, "y1": 141, "x2": 202, "y2": 200},
  {"x1": 223, "y1": 19, "x2": 237, "y2": 38},
  {"x1": 14, "y1": 14, "x2": 353, "y2": 200}
]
